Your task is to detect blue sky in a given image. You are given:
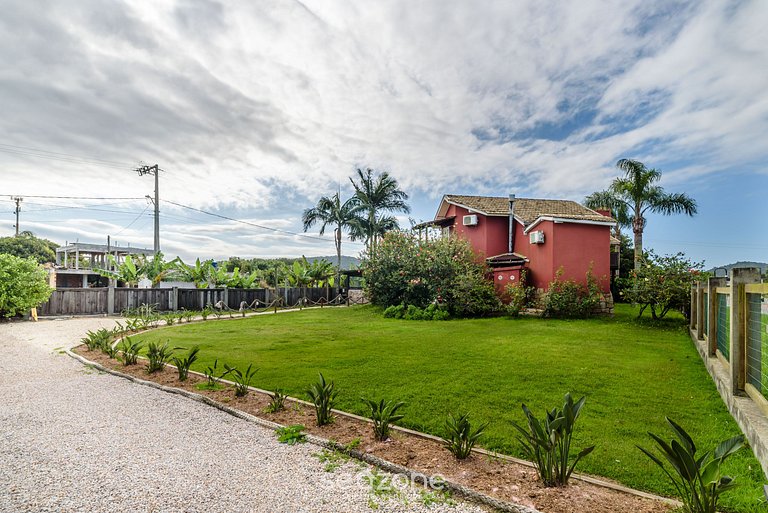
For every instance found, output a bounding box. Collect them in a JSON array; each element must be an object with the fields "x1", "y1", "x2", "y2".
[{"x1": 0, "y1": 0, "x2": 766, "y2": 268}]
